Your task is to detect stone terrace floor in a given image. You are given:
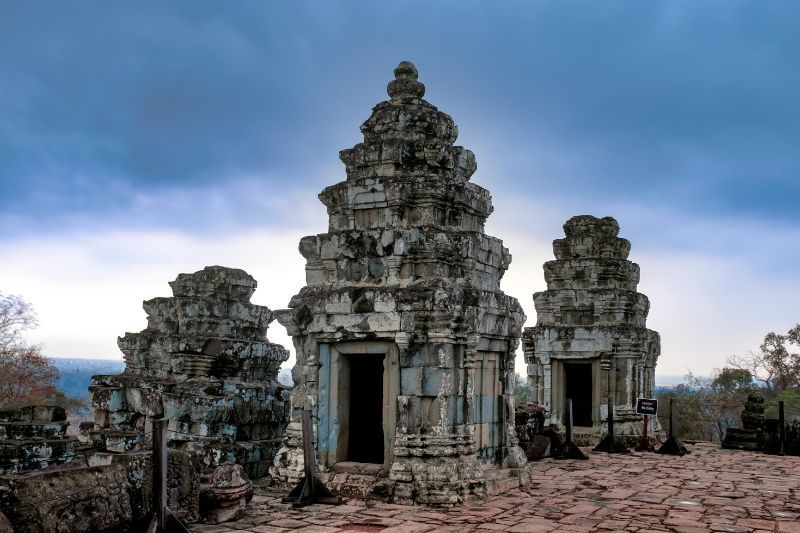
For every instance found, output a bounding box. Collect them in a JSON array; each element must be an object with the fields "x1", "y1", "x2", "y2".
[{"x1": 196, "y1": 443, "x2": 800, "y2": 533}]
